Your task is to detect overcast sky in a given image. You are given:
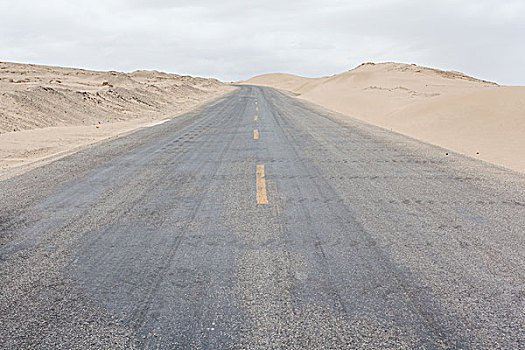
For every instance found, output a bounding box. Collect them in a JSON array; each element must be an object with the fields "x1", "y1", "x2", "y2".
[{"x1": 1, "y1": 0, "x2": 524, "y2": 84}]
